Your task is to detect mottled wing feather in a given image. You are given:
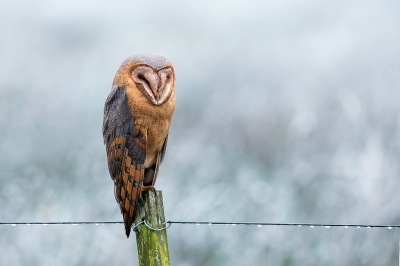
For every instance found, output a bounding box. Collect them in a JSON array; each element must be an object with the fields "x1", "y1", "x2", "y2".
[{"x1": 103, "y1": 86, "x2": 146, "y2": 237}]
